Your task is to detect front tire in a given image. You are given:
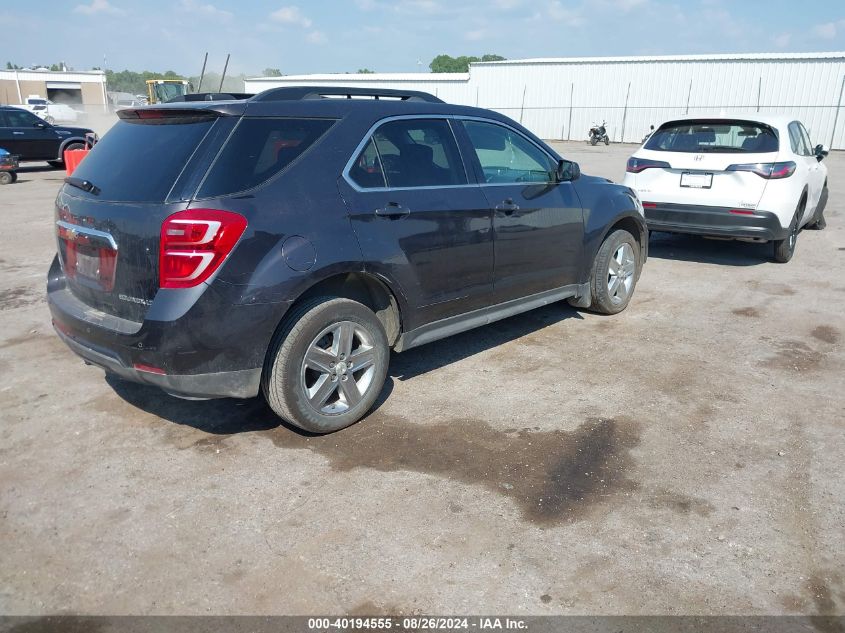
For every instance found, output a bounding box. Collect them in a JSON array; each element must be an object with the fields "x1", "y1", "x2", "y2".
[
  {"x1": 604, "y1": 136, "x2": 610, "y2": 145},
  {"x1": 262, "y1": 297, "x2": 389, "y2": 433},
  {"x1": 49, "y1": 142, "x2": 86, "y2": 169},
  {"x1": 582, "y1": 229, "x2": 641, "y2": 314},
  {"x1": 590, "y1": 136, "x2": 598, "y2": 146}
]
